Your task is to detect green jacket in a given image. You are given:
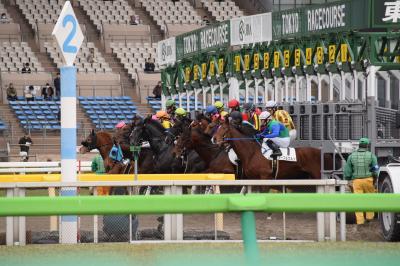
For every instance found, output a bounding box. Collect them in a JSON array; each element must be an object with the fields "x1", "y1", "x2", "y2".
[
  {"x1": 91, "y1": 155, "x2": 105, "y2": 174},
  {"x1": 344, "y1": 149, "x2": 379, "y2": 180}
]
